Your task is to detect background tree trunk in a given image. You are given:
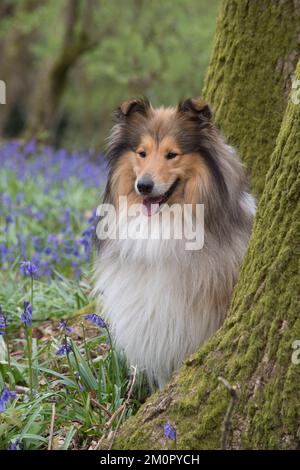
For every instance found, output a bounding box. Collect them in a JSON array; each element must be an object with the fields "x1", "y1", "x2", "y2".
[
  {"x1": 27, "y1": 0, "x2": 97, "y2": 141},
  {"x1": 0, "y1": 1, "x2": 39, "y2": 137},
  {"x1": 109, "y1": 61, "x2": 300, "y2": 450},
  {"x1": 203, "y1": 0, "x2": 300, "y2": 196}
]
